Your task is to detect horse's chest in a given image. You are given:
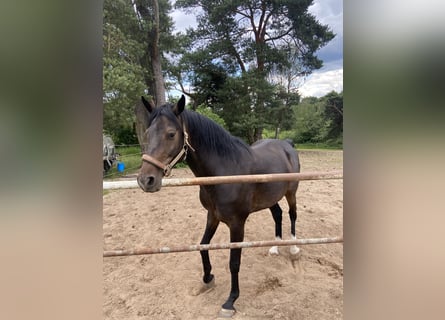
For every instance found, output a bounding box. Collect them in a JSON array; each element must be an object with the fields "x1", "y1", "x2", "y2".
[{"x1": 199, "y1": 185, "x2": 251, "y2": 214}]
